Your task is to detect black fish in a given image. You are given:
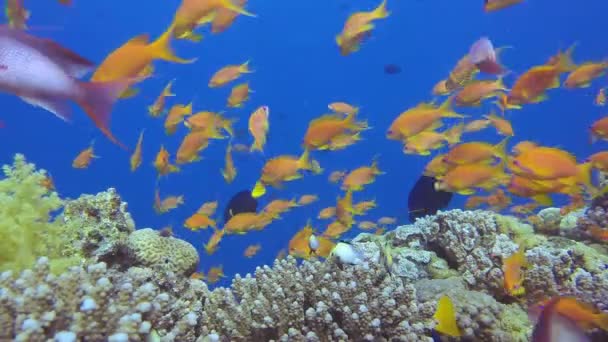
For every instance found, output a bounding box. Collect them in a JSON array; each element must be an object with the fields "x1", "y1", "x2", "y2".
[
  {"x1": 408, "y1": 175, "x2": 452, "y2": 222},
  {"x1": 223, "y1": 190, "x2": 258, "y2": 223},
  {"x1": 384, "y1": 63, "x2": 402, "y2": 75}
]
